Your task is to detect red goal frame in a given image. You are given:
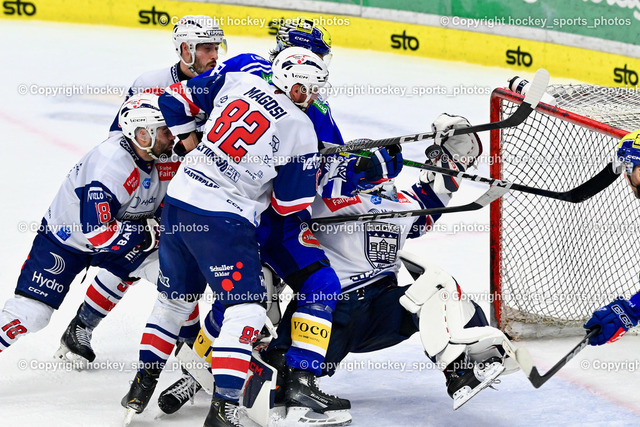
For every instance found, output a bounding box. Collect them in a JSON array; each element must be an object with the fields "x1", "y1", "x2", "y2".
[{"x1": 488, "y1": 88, "x2": 629, "y2": 329}]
